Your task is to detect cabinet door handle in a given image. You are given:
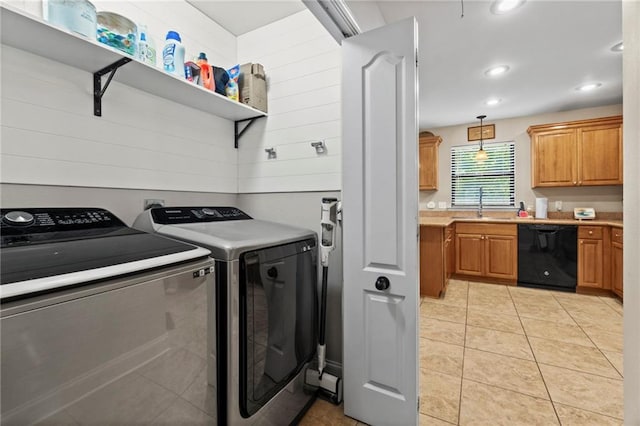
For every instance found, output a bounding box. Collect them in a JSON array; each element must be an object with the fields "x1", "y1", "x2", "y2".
[
  {"x1": 580, "y1": 240, "x2": 584, "y2": 244},
  {"x1": 573, "y1": 181, "x2": 577, "y2": 185},
  {"x1": 588, "y1": 231, "x2": 593, "y2": 235}
]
